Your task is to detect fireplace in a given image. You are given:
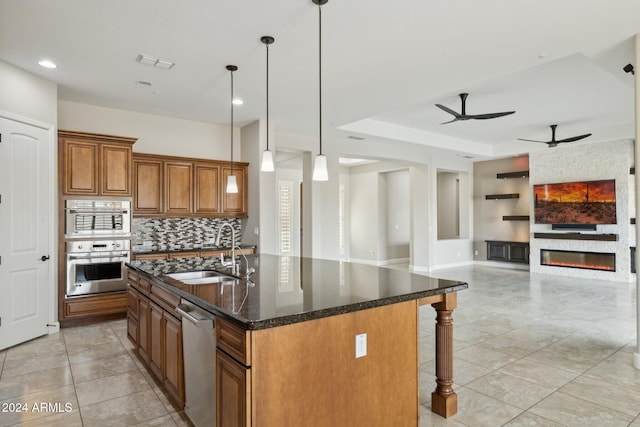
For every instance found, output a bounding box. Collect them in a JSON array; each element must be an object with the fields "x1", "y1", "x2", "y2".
[{"x1": 540, "y1": 249, "x2": 616, "y2": 272}]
